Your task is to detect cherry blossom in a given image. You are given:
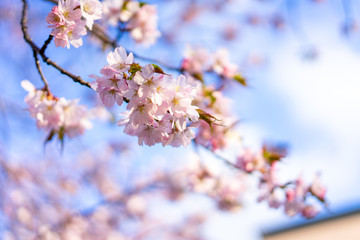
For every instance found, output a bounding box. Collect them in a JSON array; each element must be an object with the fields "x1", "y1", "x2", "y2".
[
  {"x1": 310, "y1": 174, "x2": 327, "y2": 201},
  {"x1": 212, "y1": 48, "x2": 238, "y2": 79},
  {"x1": 127, "y1": 4, "x2": 161, "y2": 46},
  {"x1": 92, "y1": 47, "x2": 201, "y2": 147},
  {"x1": 46, "y1": 0, "x2": 102, "y2": 48},
  {"x1": 102, "y1": 0, "x2": 140, "y2": 24},
  {"x1": 182, "y1": 46, "x2": 242, "y2": 81},
  {"x1": 21, "y1": 80, "x2": 93, "y2": 139},
  {"x1": 101, "y1": 1, "x2": 160, "y2": 46},
  {"x1": 182, "y1": 46, "x2": 211, "y2": 75},
  {"x1": 80, "y1": 0, "x2": 102, "y2": 30},
  {"x1": 106, "y1": 46, "x2": 134, "y2": 73}
]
